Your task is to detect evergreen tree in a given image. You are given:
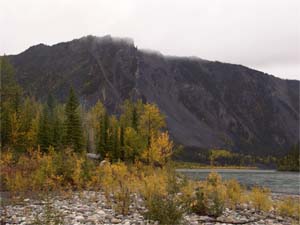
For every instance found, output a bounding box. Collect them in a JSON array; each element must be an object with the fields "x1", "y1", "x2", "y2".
[
  {"x1": 0, "y1": 57, "x2": 23, "y2": 148},
  {"x1": 110, "y1": 117, "x2": 120, "y2": 161},
  {"x1": 103, "y1": 112, "x2": 109, "y2": 146},
  {"x1": 277, "y1": 143, "x2": 300, "y2": 171},
  {"x1": 51, "y1": 114, "x2": 62, "y2": 149},
  {"x1": 37, "y1": 106, "x2": 51, "y2": 151},
  {"x1": 120, "y1": 125, "x2": 125, "y2": 161},
  {"x1": 97, "y1": 116, "x2": 105, "y2": 158},
  {"x1": 64, "y1": 87, "x2": 84, "y2": 152},
  {"x1": 132, "y1": 106, "x2": 138, "y2": 131}
]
